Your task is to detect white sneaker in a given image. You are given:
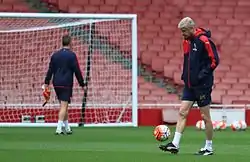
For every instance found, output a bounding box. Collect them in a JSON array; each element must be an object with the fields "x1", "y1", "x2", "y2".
[
  {"x1": 65, "y1": 128, "x2": 73, "y2": 135},
  {"x1": 55, "y1": 130, "x2": 64, "y2": 135},
  {"x1": 195, "y1": 148, "x2": 213, "y2": 156}
]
